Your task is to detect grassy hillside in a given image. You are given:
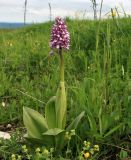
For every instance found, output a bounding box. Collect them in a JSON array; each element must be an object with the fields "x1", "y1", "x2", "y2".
[{"x1": 0, "y1": 17, "x2": 131, "y2": 159}]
